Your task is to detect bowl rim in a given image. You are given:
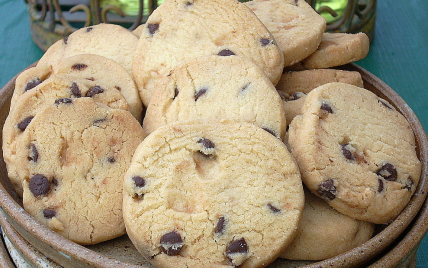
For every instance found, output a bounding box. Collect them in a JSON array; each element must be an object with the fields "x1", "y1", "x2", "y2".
[{"x1": 0, "y1": 63, "x2": 427, "y2": 267}]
